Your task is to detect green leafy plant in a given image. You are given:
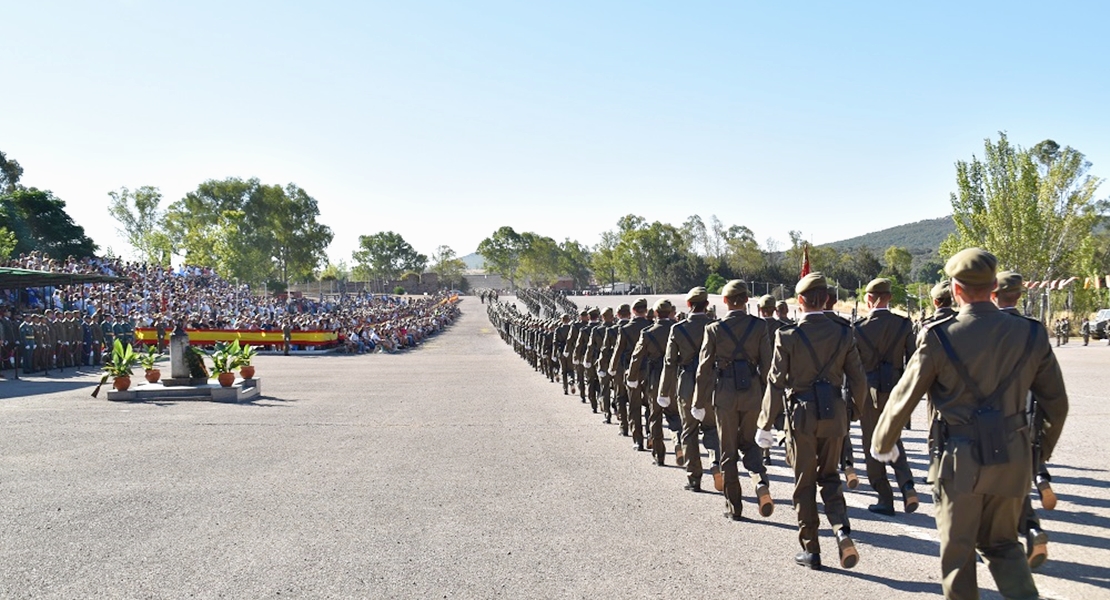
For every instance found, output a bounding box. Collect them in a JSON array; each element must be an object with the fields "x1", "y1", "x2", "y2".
[
  {"x1": 187, "y1": 346, "x2": 209, "y2": 379},
  {"x1": 102, "y1": 339, "x2": 139, "y2": 378},
  {"x1": 209, "y1": 340, "x2": 244, "y2": 375},
  {"x1": 238, "y1": 343, "x2": 257, "y2": 366},
  {"x1": 139, "y1": 346, "x2": 162, "y2": 371}
]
